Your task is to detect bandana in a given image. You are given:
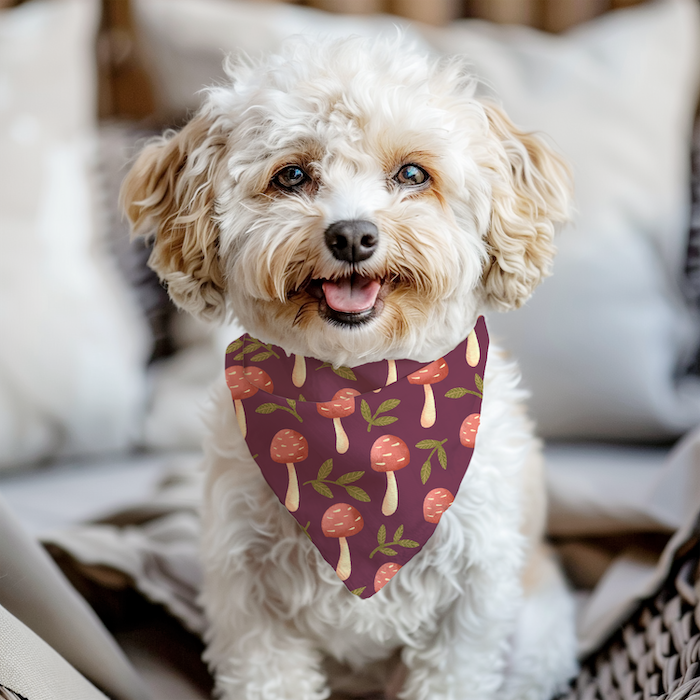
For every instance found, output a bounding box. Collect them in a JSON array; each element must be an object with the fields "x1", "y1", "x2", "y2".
[{"x1": 225, "y1": 316, "x2": 488, "y2": 598}]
